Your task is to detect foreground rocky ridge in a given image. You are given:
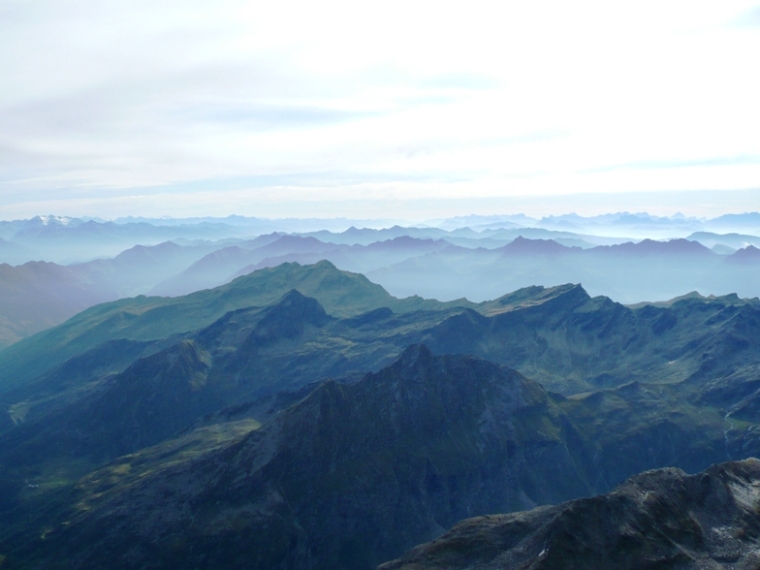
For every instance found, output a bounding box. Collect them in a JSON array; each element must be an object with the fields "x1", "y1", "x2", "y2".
[{"x1": 380, "y1": 458, "x2": 760, "y2": 570}]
